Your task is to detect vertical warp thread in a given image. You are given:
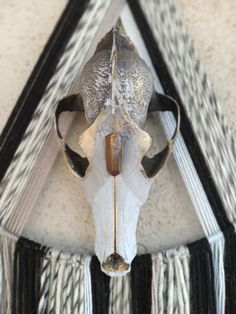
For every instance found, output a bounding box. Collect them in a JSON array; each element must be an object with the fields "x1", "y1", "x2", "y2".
[
  {"x1": 131, "y1": 254, "x2": 152, "y2": 314},
  {"x1": 90, "y1": 255, "x2": 110, "y2": 314}
]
